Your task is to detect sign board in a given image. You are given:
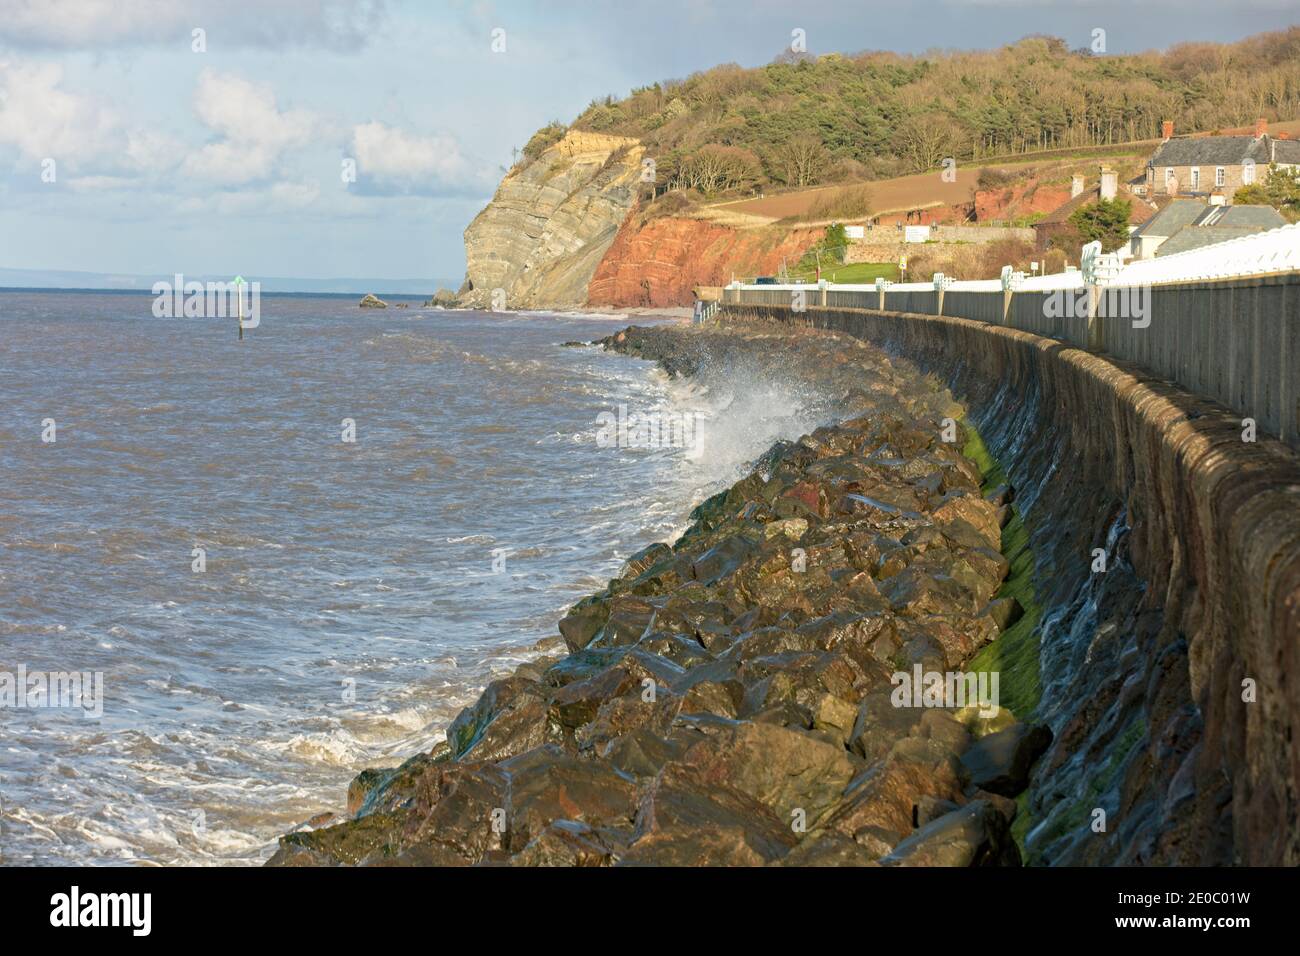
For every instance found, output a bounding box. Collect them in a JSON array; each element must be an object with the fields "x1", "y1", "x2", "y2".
[
  {"x1": 904, "y1": 225, "x2": 931, "y2": 243},
  {"x1": 844, "y1": 225, "x2": 865, "y2": 239}
]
